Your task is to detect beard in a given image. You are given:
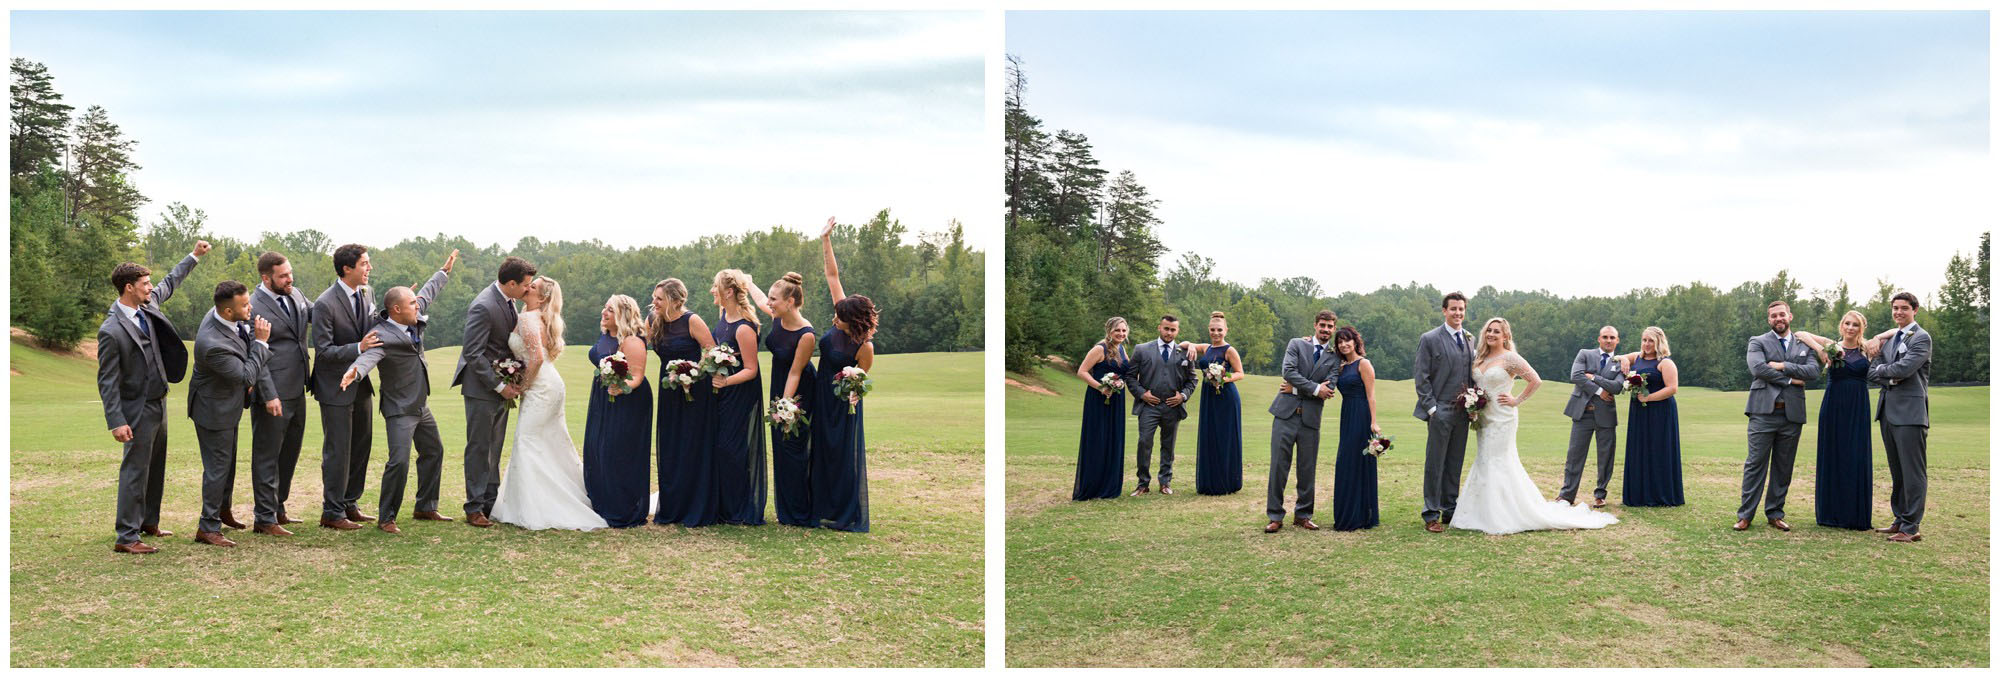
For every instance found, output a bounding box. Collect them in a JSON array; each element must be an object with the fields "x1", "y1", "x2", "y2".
[{"x1": 1770, "y1": 320, "x2": 1790, "y2": 334}]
